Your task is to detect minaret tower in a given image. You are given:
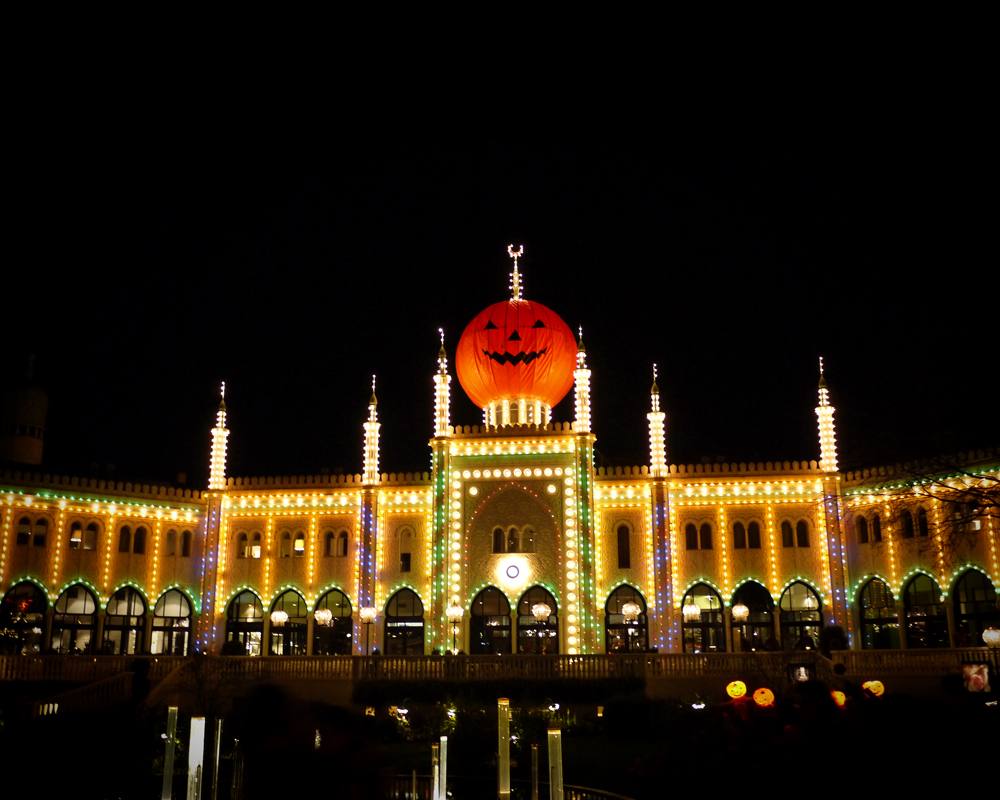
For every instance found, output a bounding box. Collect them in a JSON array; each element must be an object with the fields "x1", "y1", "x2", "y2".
[
  {"x1": 434, "y1": 328, "x2": 451, "y2": 437},
  {"x1": 359, "y1": 376, "x2": 380, "y2": 652},
  {"x1": 200, "y1": 383, "x2": 229, "y2": 653},
  {"x1": 815, "y1": 357, "x2": 838, "y2": 472},
  {"x1": 573, "y1": 327, "x2": 591, "y2": 433},
  {"x1": 647, "y1": 365, "x2": 667, "y2": 478},
  {"x1": 363, "y1": 376, "x2": 380, "y2": 486}
]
